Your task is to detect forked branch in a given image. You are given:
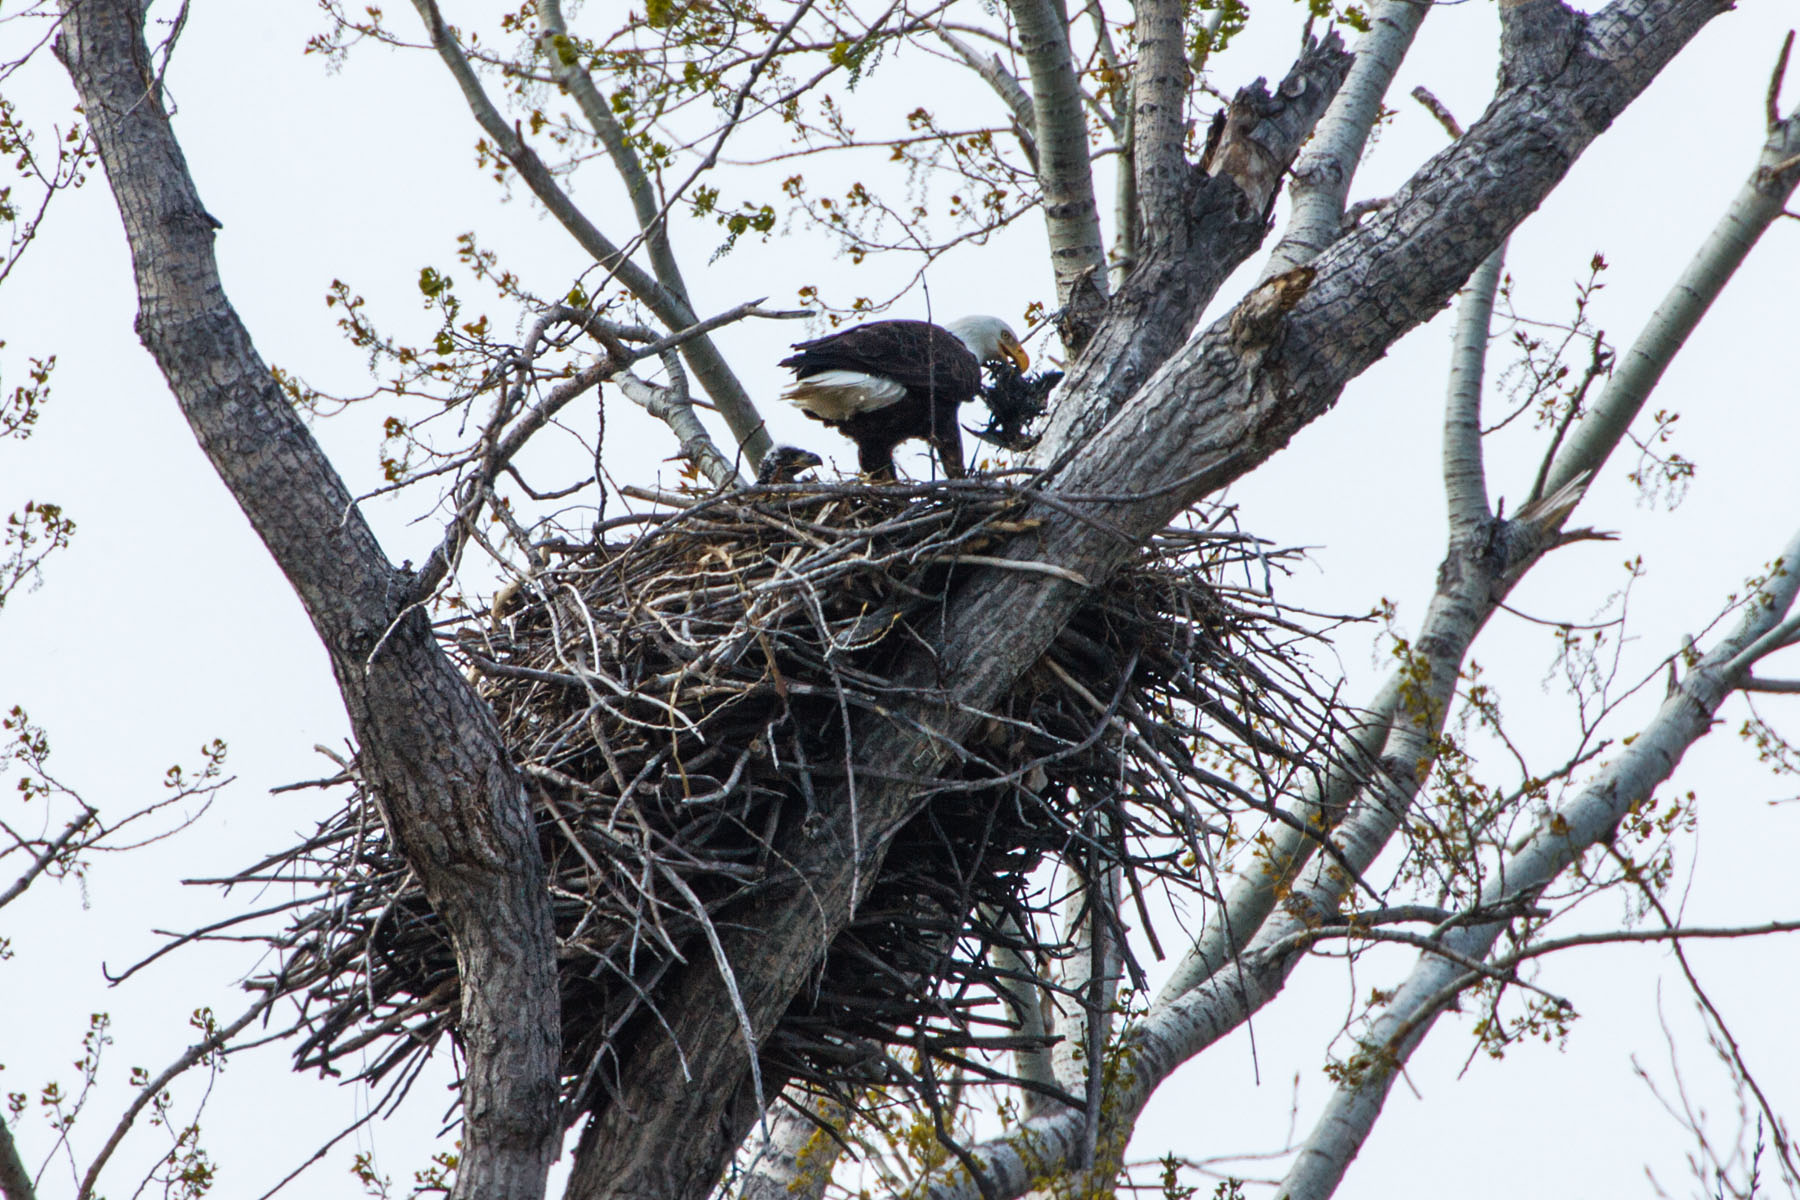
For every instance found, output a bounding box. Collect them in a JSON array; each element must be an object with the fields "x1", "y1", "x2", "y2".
[
  {"x1": 408, "y1": 0, "x2": 774, "y2": 468},
  {"x1": 1263, "y1": 0, "x2": 1429, "y2": 276},
  {"x1": 1273, "y1": 521, "x2": 1800, "y2": 1200}
]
